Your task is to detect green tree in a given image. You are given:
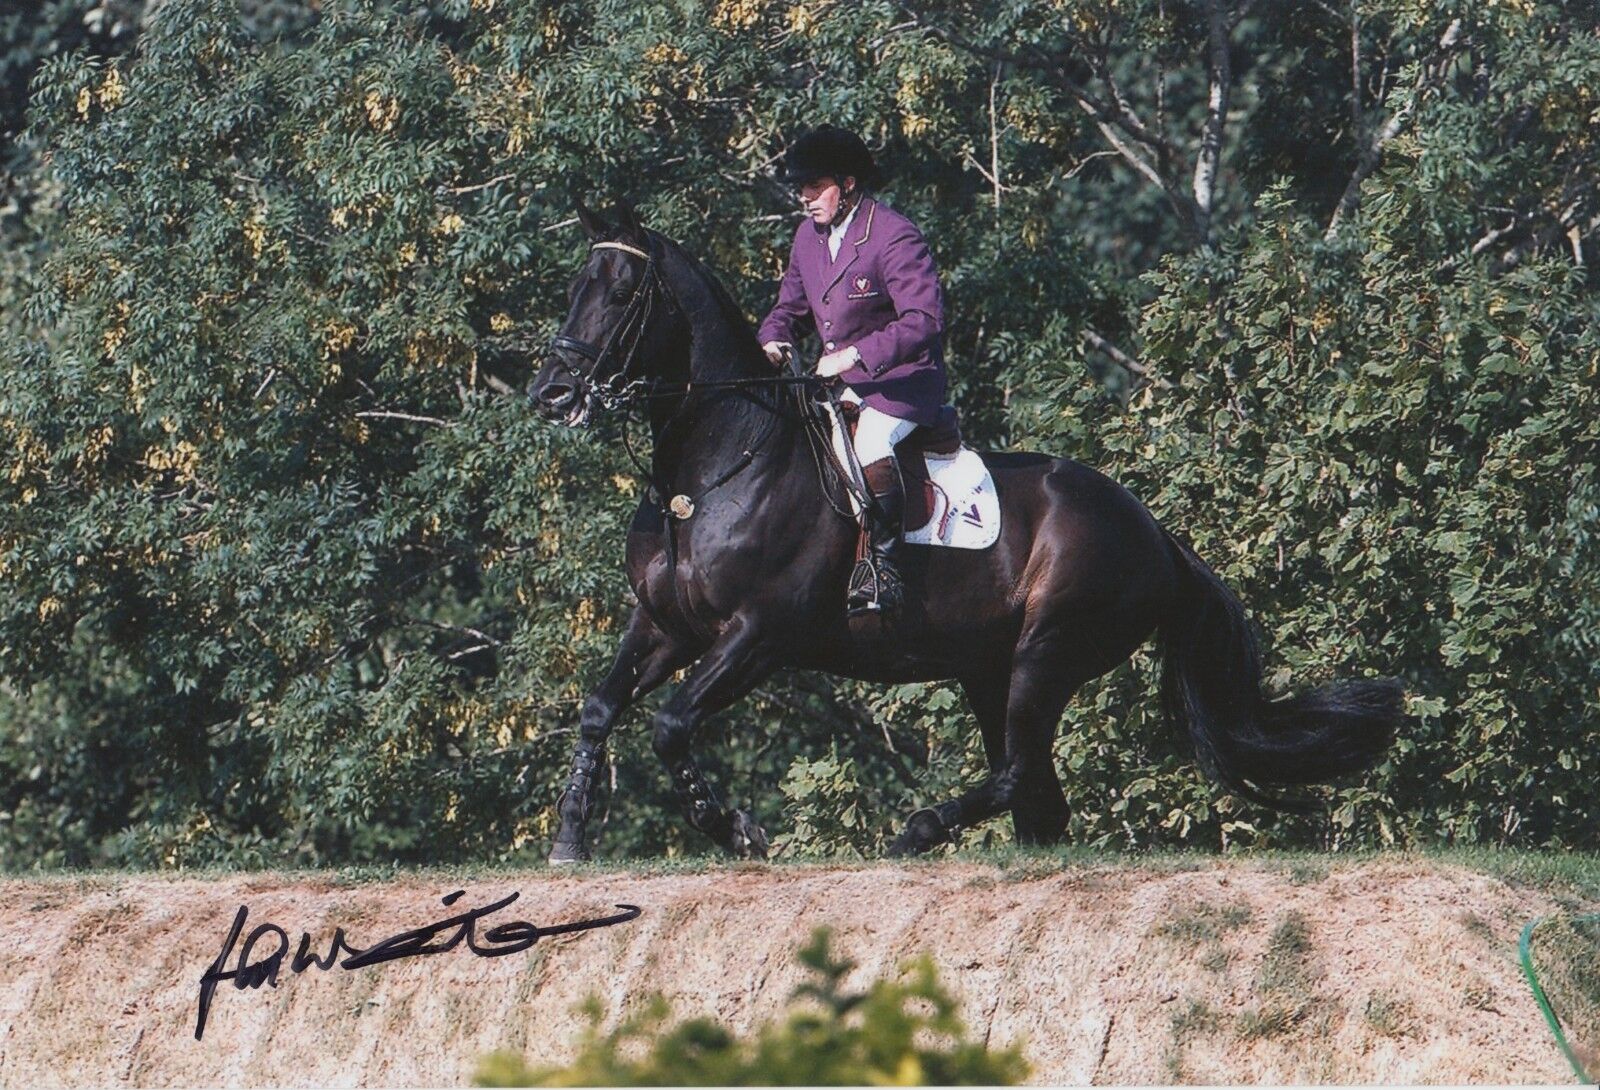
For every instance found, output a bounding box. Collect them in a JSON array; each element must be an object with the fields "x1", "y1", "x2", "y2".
[{"x1": 1, "y1": 0, "x2": 1596, "y2": 865}]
